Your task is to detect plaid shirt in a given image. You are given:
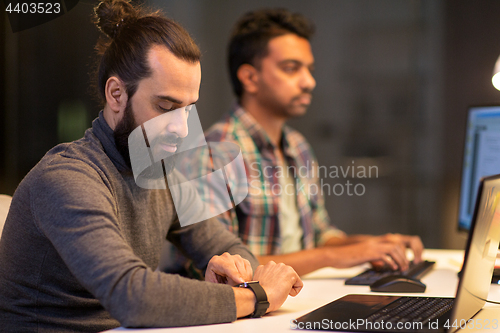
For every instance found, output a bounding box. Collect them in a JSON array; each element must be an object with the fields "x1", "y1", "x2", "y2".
[{"x1": 203, "y1": 107, "x2": 344, "y2": 256}]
